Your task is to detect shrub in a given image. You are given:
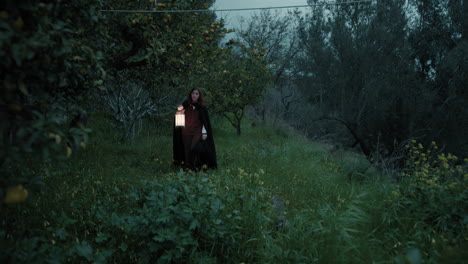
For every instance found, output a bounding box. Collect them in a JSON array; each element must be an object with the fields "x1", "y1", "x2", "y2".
[
  {"x1": 388, "y1": 140, "x2": 467, "y2": 254},
  {"x1": 0, "y1": 169, "x2": 273, "y2": 263}
]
